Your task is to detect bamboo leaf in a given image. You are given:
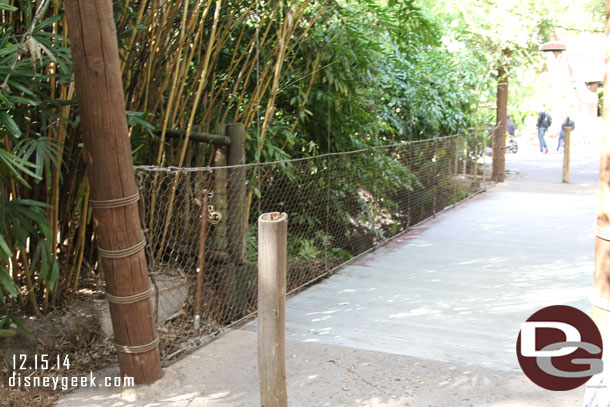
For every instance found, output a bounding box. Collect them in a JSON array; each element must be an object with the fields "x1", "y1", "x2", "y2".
[
  {"x1": 0, "y1": 149, "x2": 35, "y2": 187},
  {"x1": 0, "y1": 264, "x2": 18, "y2": 297},
  {"x1": 9, "y1": 315, "x2": 29, "y2": 335},
  {"x1": 0, "y1": 329, "x2": 16, "y2": 337},
  {"x1": 48, "y1": 259, "x2": 59, "y2": 290},
  {"x1": 0, "y1": 111, "x2": 21, "y2": 137},
  {"x1": 0, "y1": 234, "x2": 11, "y2": 258},
  {"x1": 0, "y1": 1, "x2": 17, "y2": 12}
]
